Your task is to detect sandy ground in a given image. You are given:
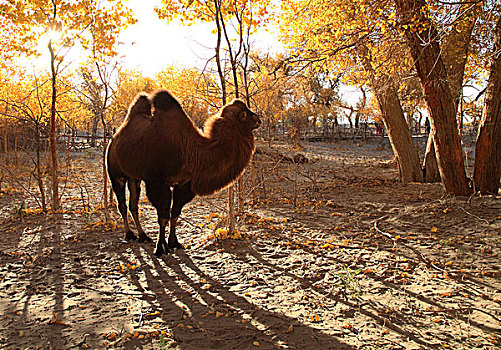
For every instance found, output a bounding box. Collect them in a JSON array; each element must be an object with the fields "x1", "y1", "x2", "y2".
[{"x1": 0, "y1": 140, "x2": 500, "y2": 349}]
